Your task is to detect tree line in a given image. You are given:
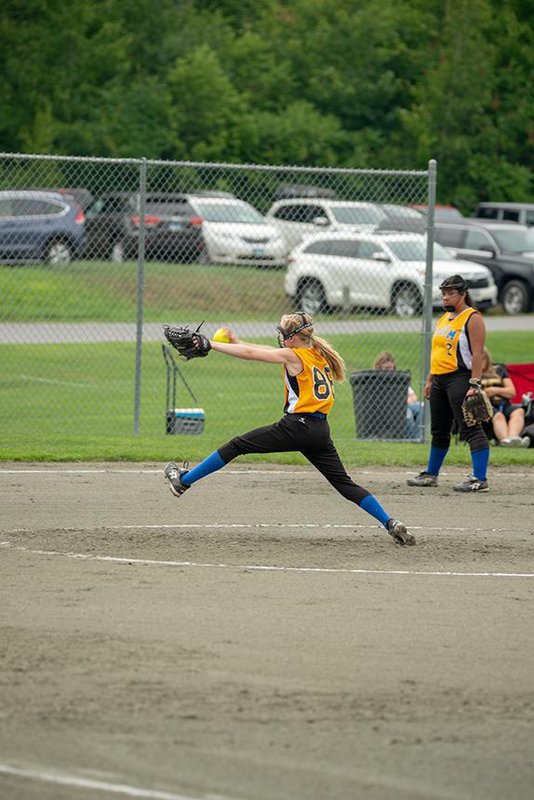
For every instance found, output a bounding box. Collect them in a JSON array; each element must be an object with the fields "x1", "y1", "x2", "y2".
[{"x1": 1, "y1": 0, "x2": 532, "y2": 211}]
